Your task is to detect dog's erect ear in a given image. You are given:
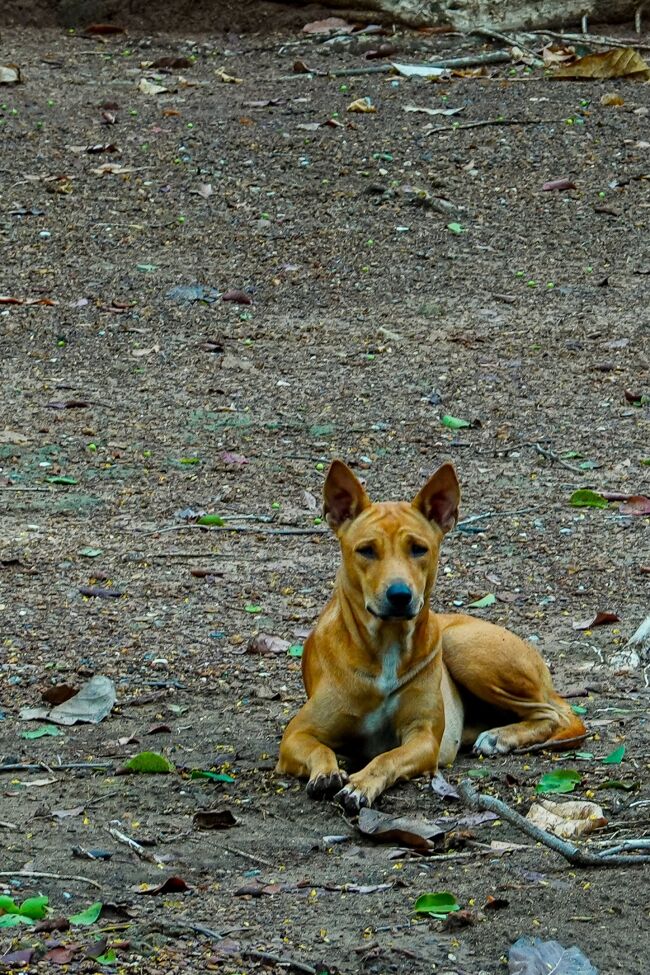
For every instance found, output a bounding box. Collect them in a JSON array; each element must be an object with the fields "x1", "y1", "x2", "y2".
[
  {"x1": 412, "y1": 463, "x2": 460, "y2": 534},
  {"x1": 323, "y1": 460, "x2": 371, "y2": 532}
]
